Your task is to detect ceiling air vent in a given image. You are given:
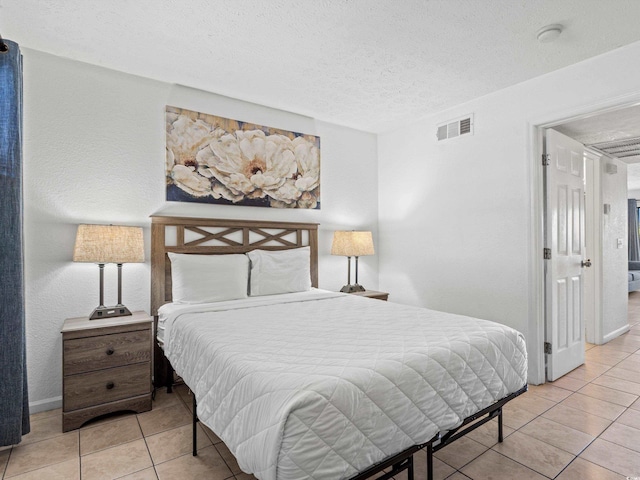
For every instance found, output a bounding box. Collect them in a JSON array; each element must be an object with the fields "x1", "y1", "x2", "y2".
[
  {"x1": 587, "y1": 136, "x2": 640, "y2": 160},
  {"x1": 437, "y1": 114, "x2": 474, "y2": 141}
]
